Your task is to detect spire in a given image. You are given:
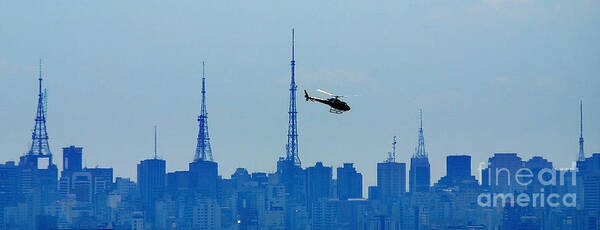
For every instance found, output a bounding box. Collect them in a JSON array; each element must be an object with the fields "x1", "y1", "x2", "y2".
[
  {"x1": 195, "y1": 61, "x2": 213, "y2": 162},
  {"x1": 414, "y1": 109, "x2": 427, "y2": 158},
  {"x1": 29, "y1": 59, "x2": 52, "y2": 157},
  {"x1": 154, "y1": 125, "x2": 158, "y2": 159},
  {"x1": 578, "y1": 100, "x2": 585, "y2": 162},
  {"x1": 285, "y1": 28, "x2": 300, "y2": 166}
]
